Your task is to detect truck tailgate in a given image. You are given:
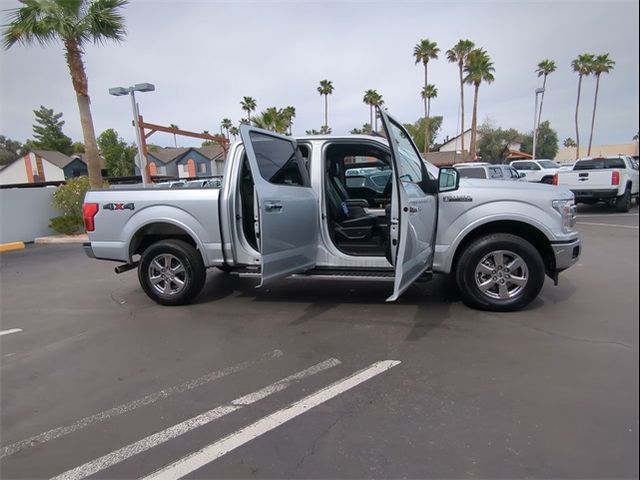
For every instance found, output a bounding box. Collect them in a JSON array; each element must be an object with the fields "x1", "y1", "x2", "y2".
[{"x1": 557, "y1": 170, "x2": 617, "y2": 189}]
